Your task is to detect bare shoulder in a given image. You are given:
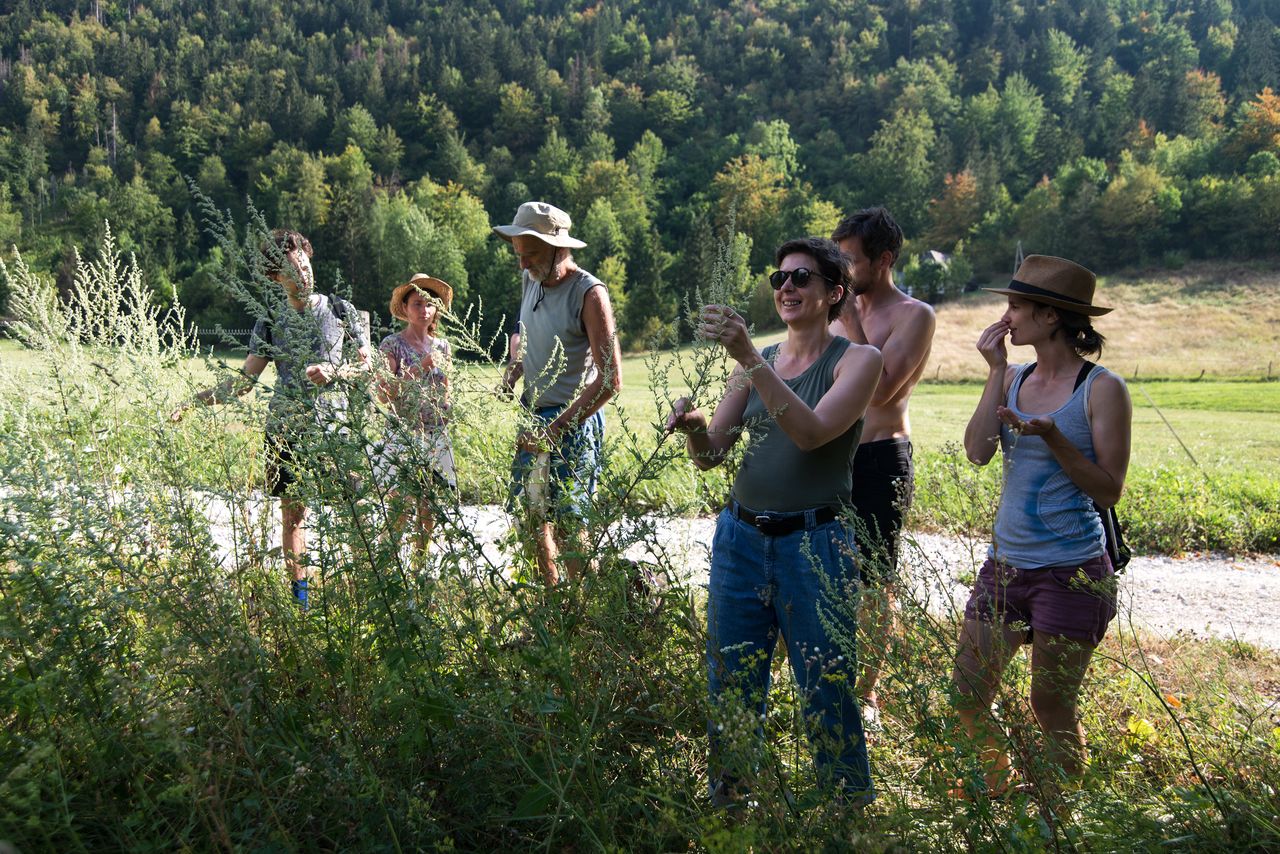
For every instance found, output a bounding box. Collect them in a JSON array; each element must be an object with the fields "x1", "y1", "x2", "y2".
[
  {"x1": 895, "y1": 292, "x2": 936, "y2": 326},
  {"x1": 1091, "y1": 369, "x2": 1131, "y2": 404},
  {"x1": 582, "y1": 283, "x2": 615, "y2": 319},
  {"x1": 838, "y1": 340, "x2": 883, "y2": 374},
  {"x1": 584, "y1": 282, "x2": 613, "y2": 305}
]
